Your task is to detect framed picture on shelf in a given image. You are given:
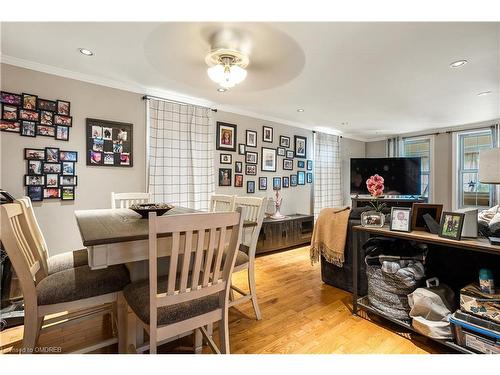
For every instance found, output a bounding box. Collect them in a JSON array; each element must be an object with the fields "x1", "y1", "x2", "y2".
[
  {"x1": 263, "y1": 126, "x2": 273, "y2": 143},
  {"x1": 246, "y1": 130, "x2": 257, "y2": 148},
  {"x1": 294, "y1": 135, "x2": 307, "y2": 158},
  {"x1": 297, "y1": 171, "x2": 305, "y2": 185},
  {"x1": 220, "y1": 153, "x2": 232, "y2": 164},
  {"x1": 283, "y1": 159, "x2": 293, "y2": 170},
  {"x1": 22, "y1": 93, "x2": 37, "y2": 110},
  {"x1": 259, "y1": 177, "x2": 267, "y2": 190},
  {"x1": 261, "y1": 147, "x2": 277, "y2": 172},
  {"x1": 290, "y1": 174, "x2": 298, "y2": 186},
  {"x1": 247, "y1": 181, "x2": 255, "y2": 194},
  {"x1": 245, "y1": 151, "x2": 258, "y2": 165},
  {"x1": 234, "y1": 174, "x2": 243, "y2": 187},
  {"x1": 286, "y1": 150, "x2": 294, "y2": 159},
  {"x1": 280, "y1": 136, "x2": 290, "y2": 148},
  {"x1": 411, "y1": 203, "x2": 443, "y2": 231},
  {"x1": 246, "y1": 164, "x2": 257, "y2": 175},
  {"x1": 216, "y1": 121, "x2": 237, "y2": 152},
  {"x1": 390, "y1": 207, "x2": 412, "y2": 232},
  {"x1": 439, "y1": 212, "x2": 465, "y2": 240},
  {"x1": 238, "y1": 143, "x2": 246, "y2": 155},
  {"x1": 283, "y1": 176, "x2": 289, "y2": 188},
  {"x1": 218, "y1": 168, "x2": 232, "y2": 186}
]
